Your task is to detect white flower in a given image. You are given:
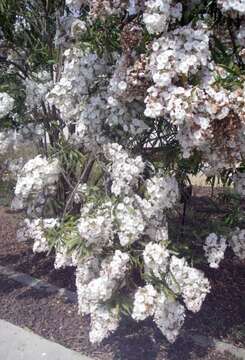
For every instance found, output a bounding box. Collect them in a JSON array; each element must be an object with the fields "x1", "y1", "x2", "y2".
[
  {"x1": 100, "y1": 250, "x2": 130, "y2": 280},
  {"x1": 230, "y1": 228, "x2": 245, "y2": 260},
  {"x1": 46, "y1": 48, "x2": 108, "y2": 124},
  {"x1": 143, "y1": 0, "x2": 182, "y2": 34},
  {"x1": 89, "y1": 305, "x2": 120, "y2": 343},
  {"x1": 54, "y1": 245, "x2": 74, "y2": 269},
  {"x1": 77, "y1": 201, "x2": 114, "y2": 248},
  {"x1": 146, "y1": 174, "x2": 179, "y2": 214},
  {"x1": 204, "y1": 233, "x2": 227, "y2": 268},
  {"x1": 17, "y1": 218, "x2": 58, "y2": 253},
  {"x1": 13, "y1": 155, "x2": 60, "y2": 210},
  {"x1": 76, "y1": 250, "x2": 129, "y2": 315},
  {"x1": 143, "y1": 242, "x2": 170, "y2": 278},
  {"x1": 116, "y1": 196, "x2": 146, "y2": 246},
  {"x1": 218, "y1": 0, "x2": 245, "y2": 14},
  {"x1": 168, "y1": 255, "x2": 210, "y2": 312},
  {"x1": 153, "y1": 293, "x2": 186, "y2": 343},
  {"x1": 104, "y1": 143, "x2": 145, "y2": 196},
  {"x1": 0, "y1": 92, "x2": 14, "y2": 118},
  {"x1": 24, "y1": 71, "x2": 53, "y2": 111},
  {"x1": 132, "y1": 284, "x2": 158, "y2": 321}
]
